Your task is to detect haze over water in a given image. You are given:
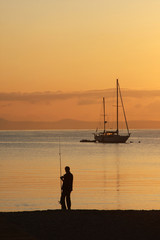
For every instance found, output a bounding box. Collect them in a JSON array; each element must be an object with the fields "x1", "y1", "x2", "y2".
[{"x1": 0, "y1": 129, "x2": 160, "y2": 212}]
